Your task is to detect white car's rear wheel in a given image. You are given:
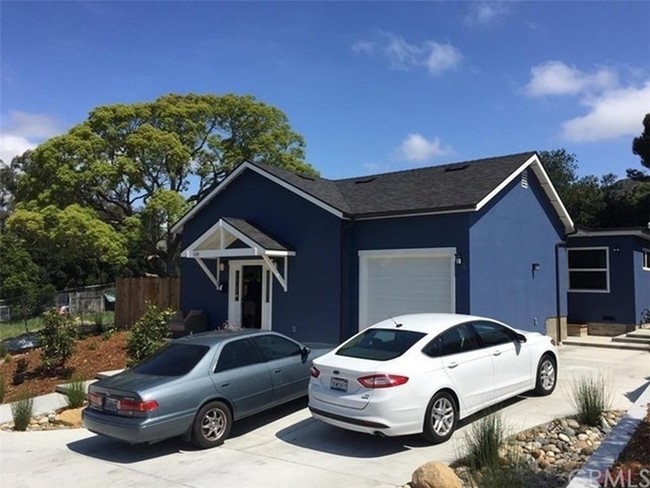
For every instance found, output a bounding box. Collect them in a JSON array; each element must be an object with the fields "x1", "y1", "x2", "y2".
[
  {"x1": 534, "y1": 354, "x2": 557, "y2": 396},
  {"x1": 422, "y1": 391, "x2": 457, "y2": 444}
]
